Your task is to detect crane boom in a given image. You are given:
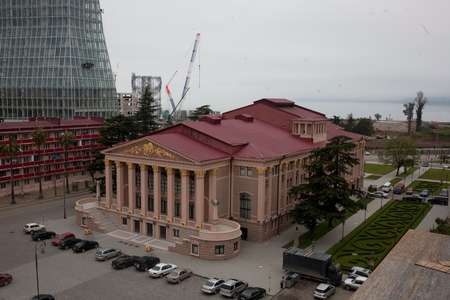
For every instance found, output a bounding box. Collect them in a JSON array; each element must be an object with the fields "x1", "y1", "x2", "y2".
[
  {"x1": 165, "y1": 71, "x2": 178, "y2": 113},
  {"x1": 175, "y1": 33, "x2": 200, "y2": 112}
]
